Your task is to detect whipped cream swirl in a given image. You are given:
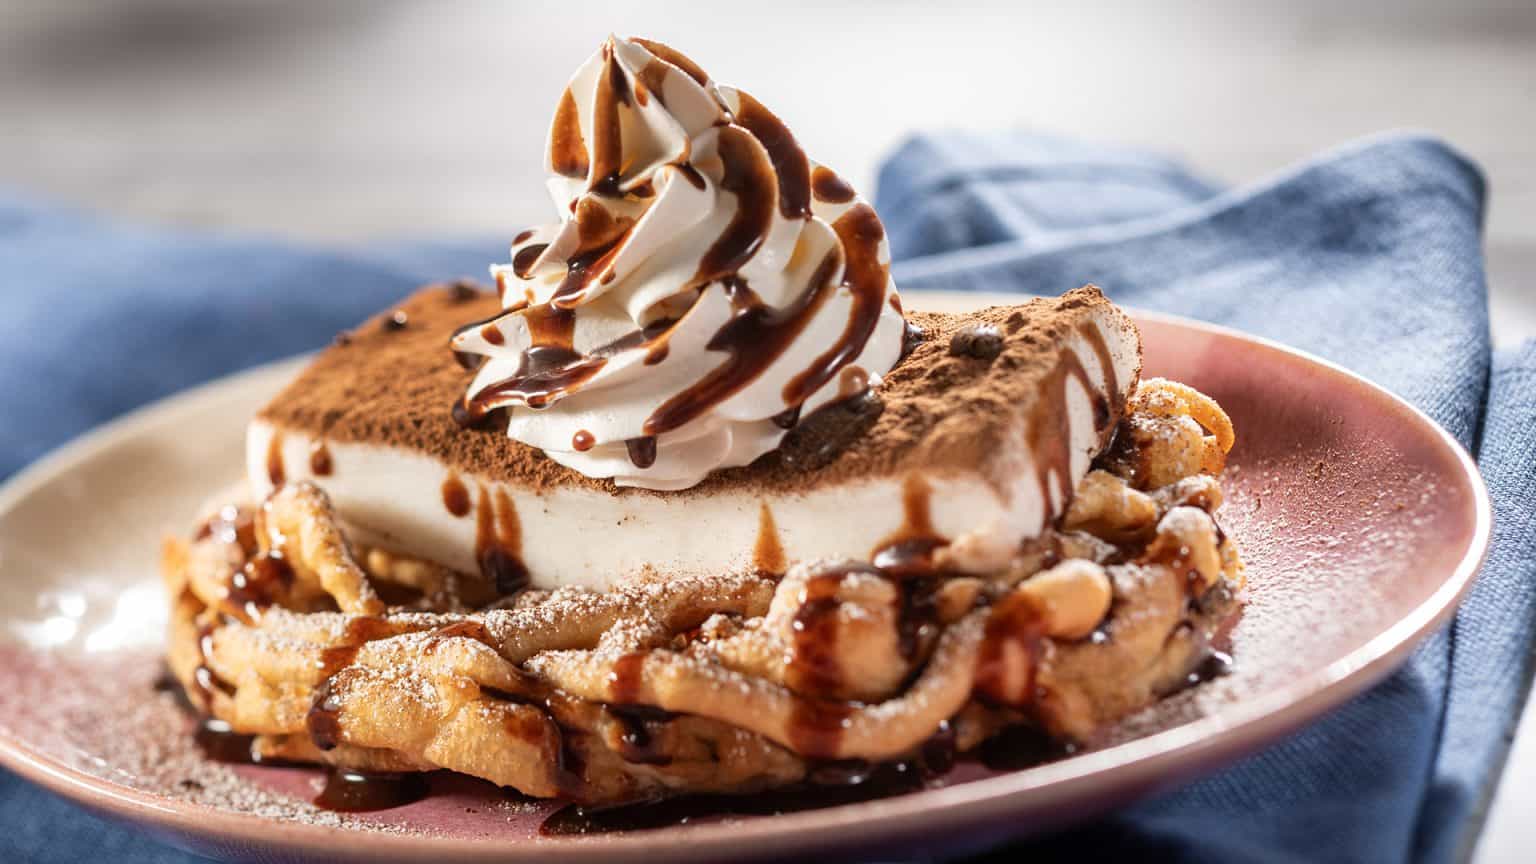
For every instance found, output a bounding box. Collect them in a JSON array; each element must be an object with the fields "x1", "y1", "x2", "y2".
[{"x1": 451, "y1": 36, "x2": 906, "y2": 491}]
